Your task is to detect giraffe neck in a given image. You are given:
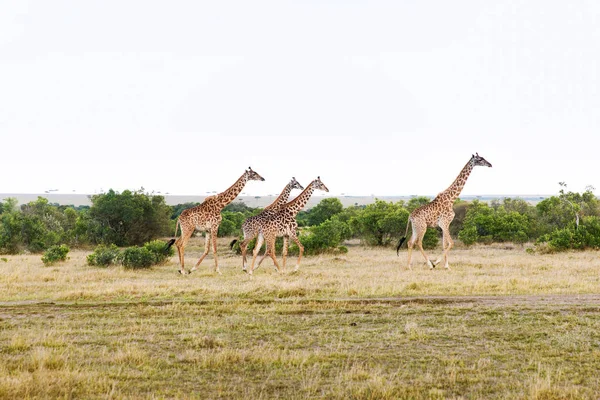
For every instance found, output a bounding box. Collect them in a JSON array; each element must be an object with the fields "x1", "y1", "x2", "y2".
[
  {"x1": 283, "y1": 184, "x2": 316, "y2": 216},
  {"x1": 264, "y1": 183, "x2": 294, "y2": 211},
  {"x1": 442, "y1": 160, "x2": 474, "y2": 203},
  {"x1": 215, "y1": 173, "x2": 248, "y2": 208}
]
